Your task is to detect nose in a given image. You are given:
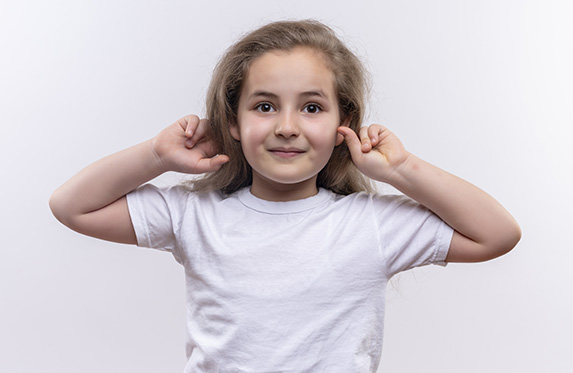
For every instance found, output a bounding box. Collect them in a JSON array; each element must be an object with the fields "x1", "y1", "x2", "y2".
[{"x1": 274, "y1": 111, "x2": 300, "y2": 138}]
